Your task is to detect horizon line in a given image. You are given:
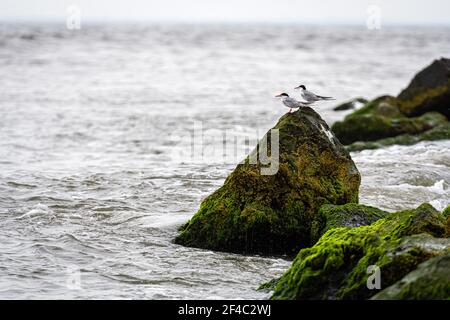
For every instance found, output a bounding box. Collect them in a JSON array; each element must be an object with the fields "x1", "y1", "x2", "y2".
[{"x1": 1, "y1": 17, "x2": 450, "y2": 28}]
